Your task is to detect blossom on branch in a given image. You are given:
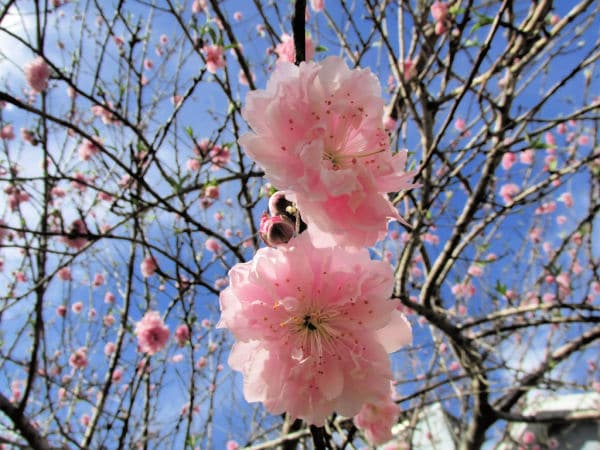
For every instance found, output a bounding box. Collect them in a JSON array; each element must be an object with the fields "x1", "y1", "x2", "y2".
[
  {"x1": 218, "y1": 233, "x2": 411, "y2": 425},
  {"x1": 240, "y1": 56, "x2": 417, "y2": 247},
  {"x1": 135, "y1": 311, "x2": 170, "y2": 355}
]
